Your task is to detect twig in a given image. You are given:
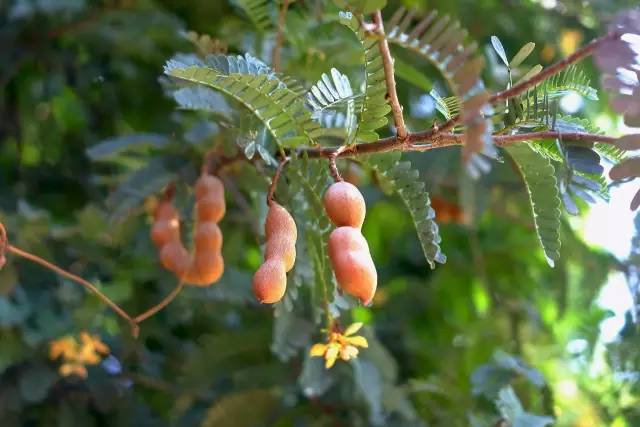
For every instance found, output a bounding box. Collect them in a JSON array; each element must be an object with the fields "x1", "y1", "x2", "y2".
[
  {"x1": 134, "y1": 280, "x2": 185, "y2": 323},
  {"x1": 5, "y1": 242, "x2": 139, "y2": 337},
  {"x1": 422, "y1": 31, "x2": 621, "y2": 142},
  {"x1": 489, "y1": 31, "x2": 620, "y2": 104},
  {"x1": 273, "y1": 0, "x2": 290, "y2": 72},
  {"x1": 267, "y1": 157, "x2": 290, "y2": 205},
  {"x1": 371, "y1": 10, "x2": 408, "y2": 141}
]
